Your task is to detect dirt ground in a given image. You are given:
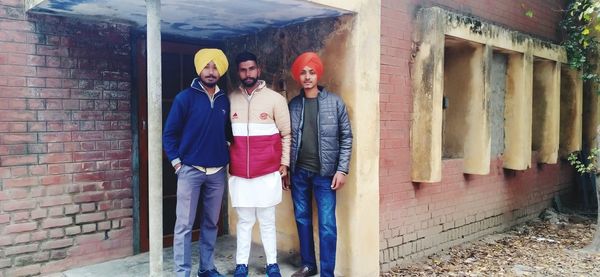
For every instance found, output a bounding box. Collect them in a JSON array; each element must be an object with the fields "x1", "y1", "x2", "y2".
[{"x1": 382, "y1": 209, "x2": 600, "y2": 276}]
